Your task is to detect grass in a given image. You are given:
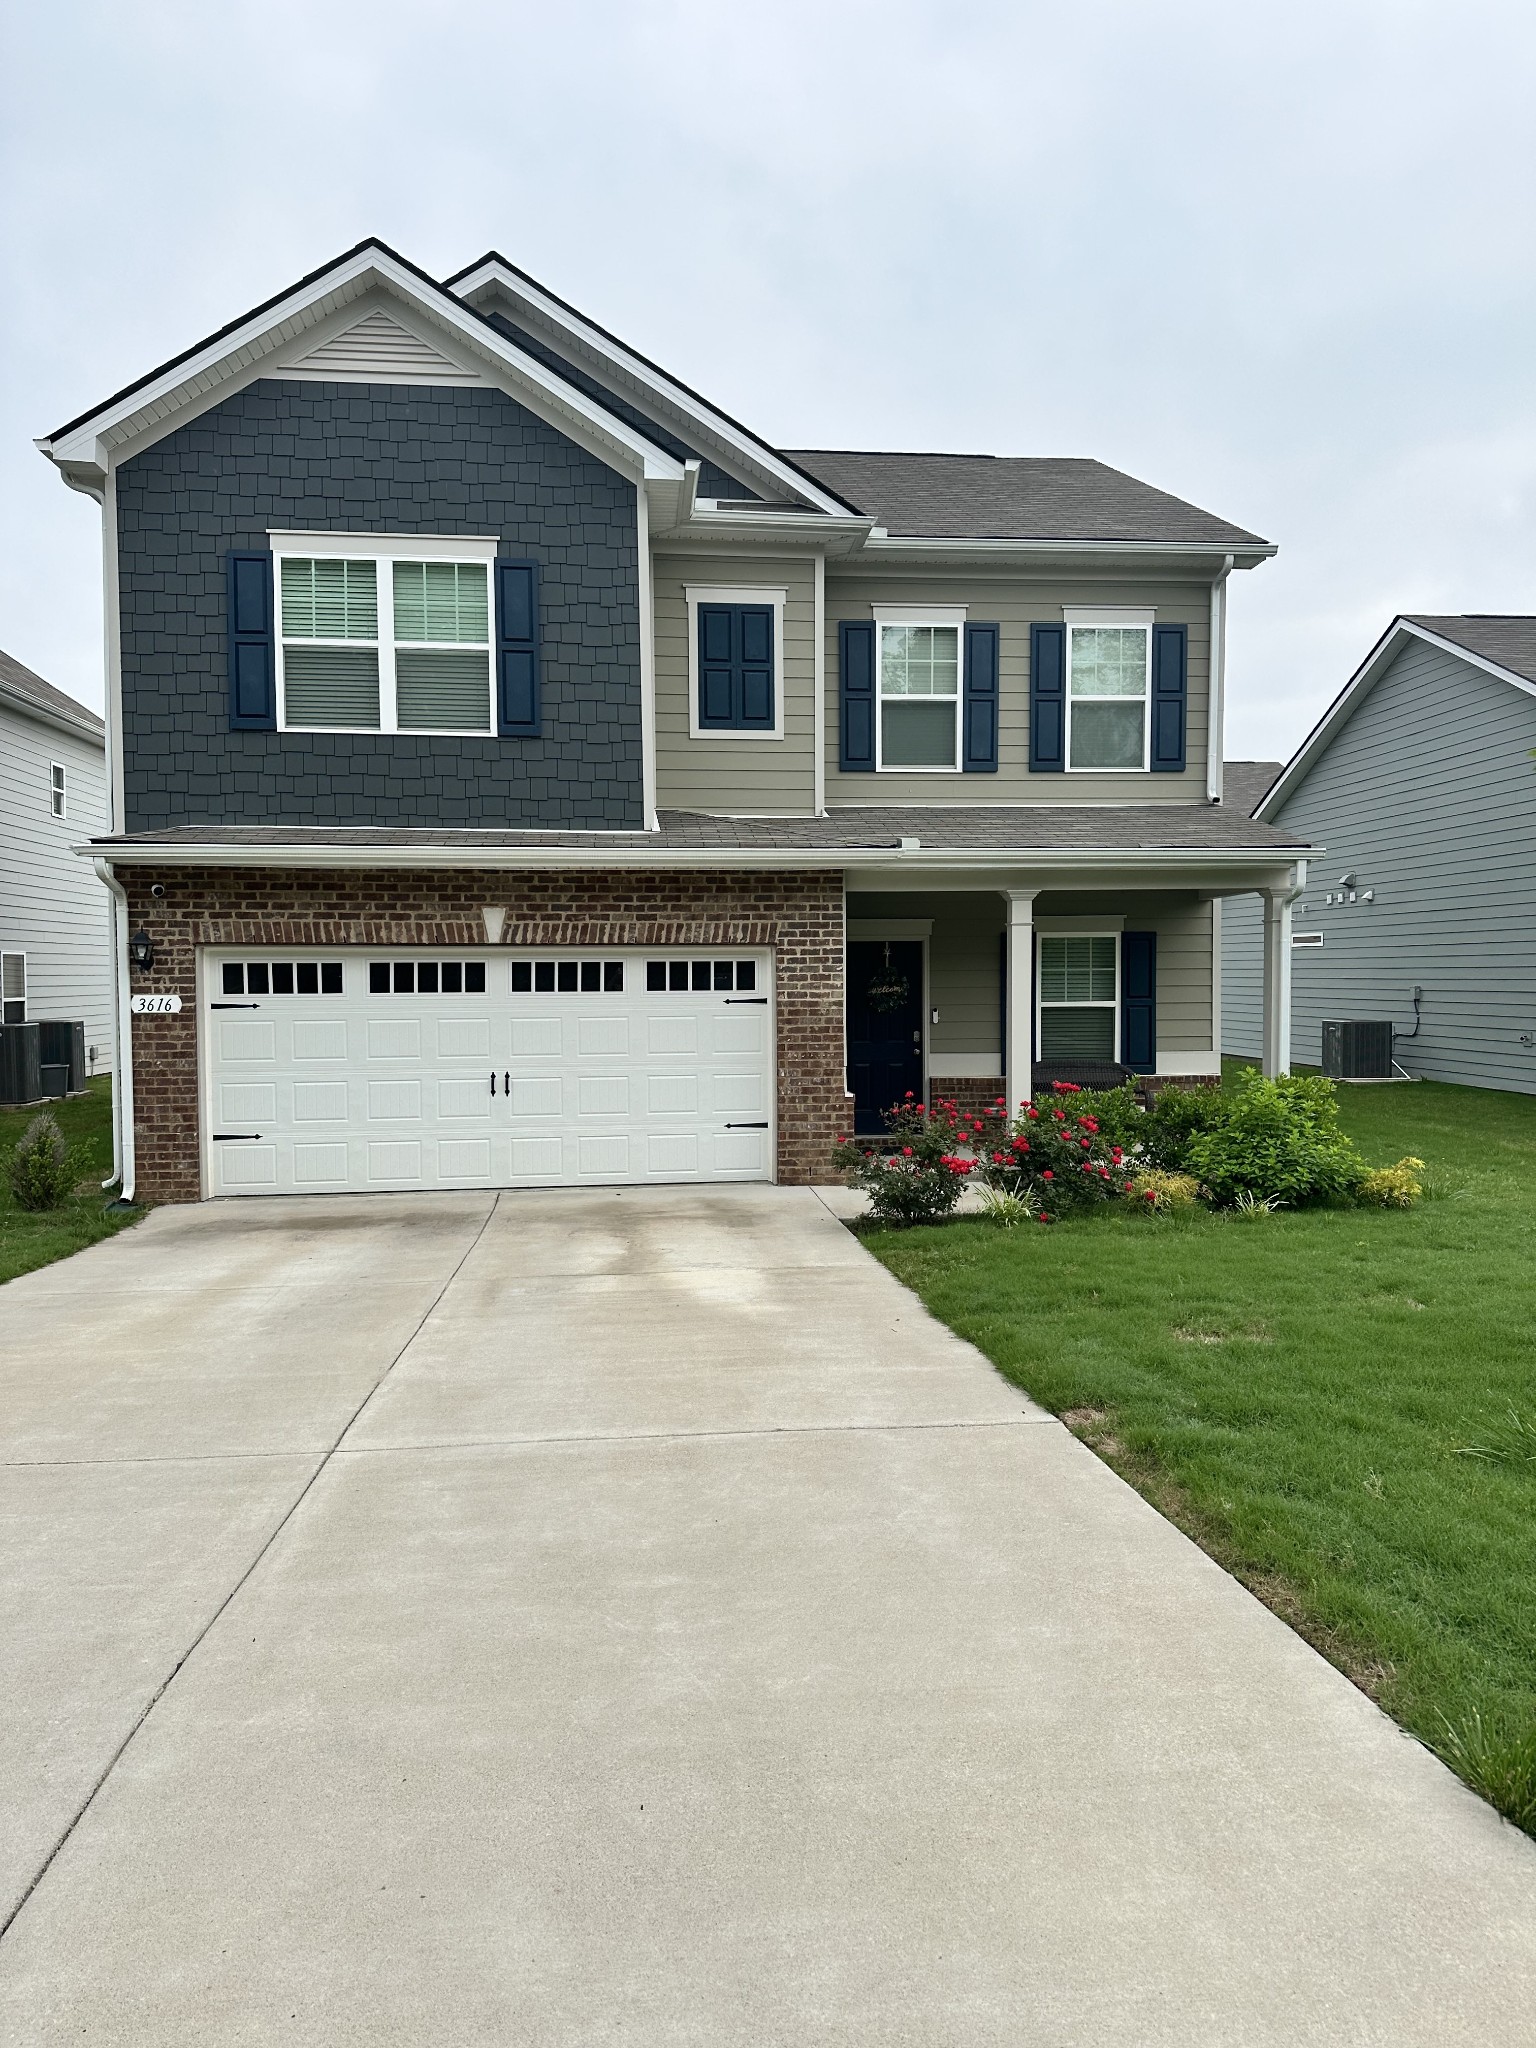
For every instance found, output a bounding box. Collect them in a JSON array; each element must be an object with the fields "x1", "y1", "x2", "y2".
[
  {"x1": 0, "y1": 1078, "x2": 140, "y2": 1285},
  {"x1": 862, "y1": 1068, "x2": 1536, "y2": 1835}
]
